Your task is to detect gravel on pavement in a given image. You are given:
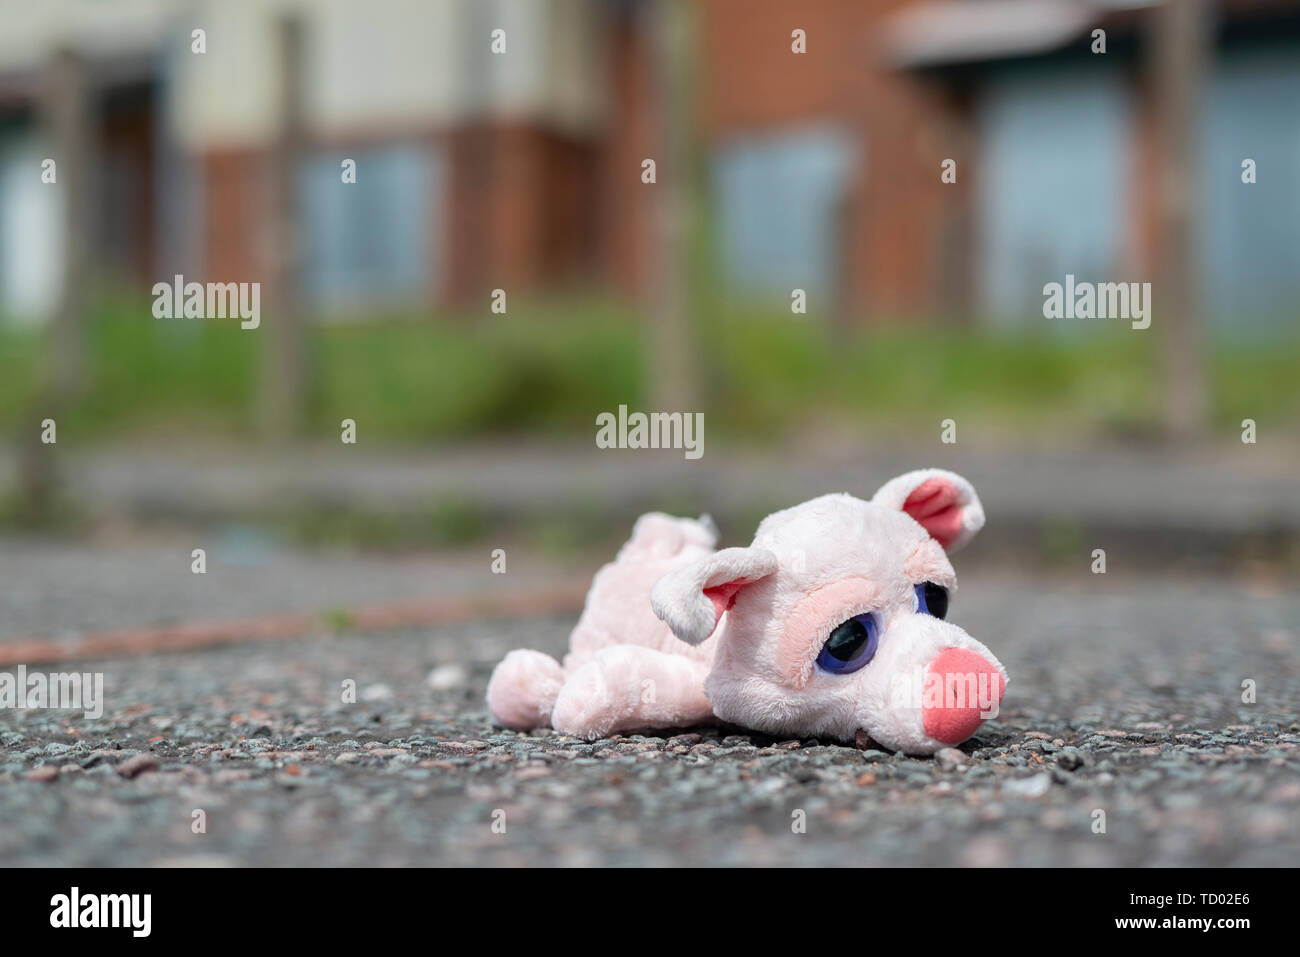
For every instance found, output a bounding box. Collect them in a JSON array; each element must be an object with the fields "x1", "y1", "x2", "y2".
[{"x1": 1, "y1": 573, "x2": 1296, "y2": 866}]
